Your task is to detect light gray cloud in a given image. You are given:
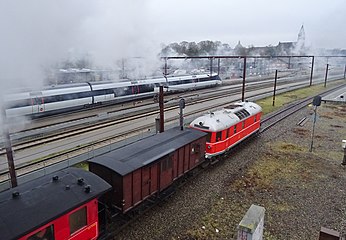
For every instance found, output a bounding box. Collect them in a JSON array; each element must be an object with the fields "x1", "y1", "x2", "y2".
[
  {"x1": 149, "y1": 0, "x2": 346, "y2": 49},
  {"x1": 0, "y1": 0, "x2": 344, "y2": 93}
]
